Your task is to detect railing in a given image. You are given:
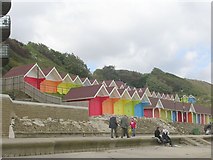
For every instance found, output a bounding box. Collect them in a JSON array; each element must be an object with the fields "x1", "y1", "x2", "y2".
[
  {"x1": 0, "y1": 44, "x2": 9, "y2": 58},
  {"x1": 1, "y1": 76, "x2": 62, "y2": 104}
]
